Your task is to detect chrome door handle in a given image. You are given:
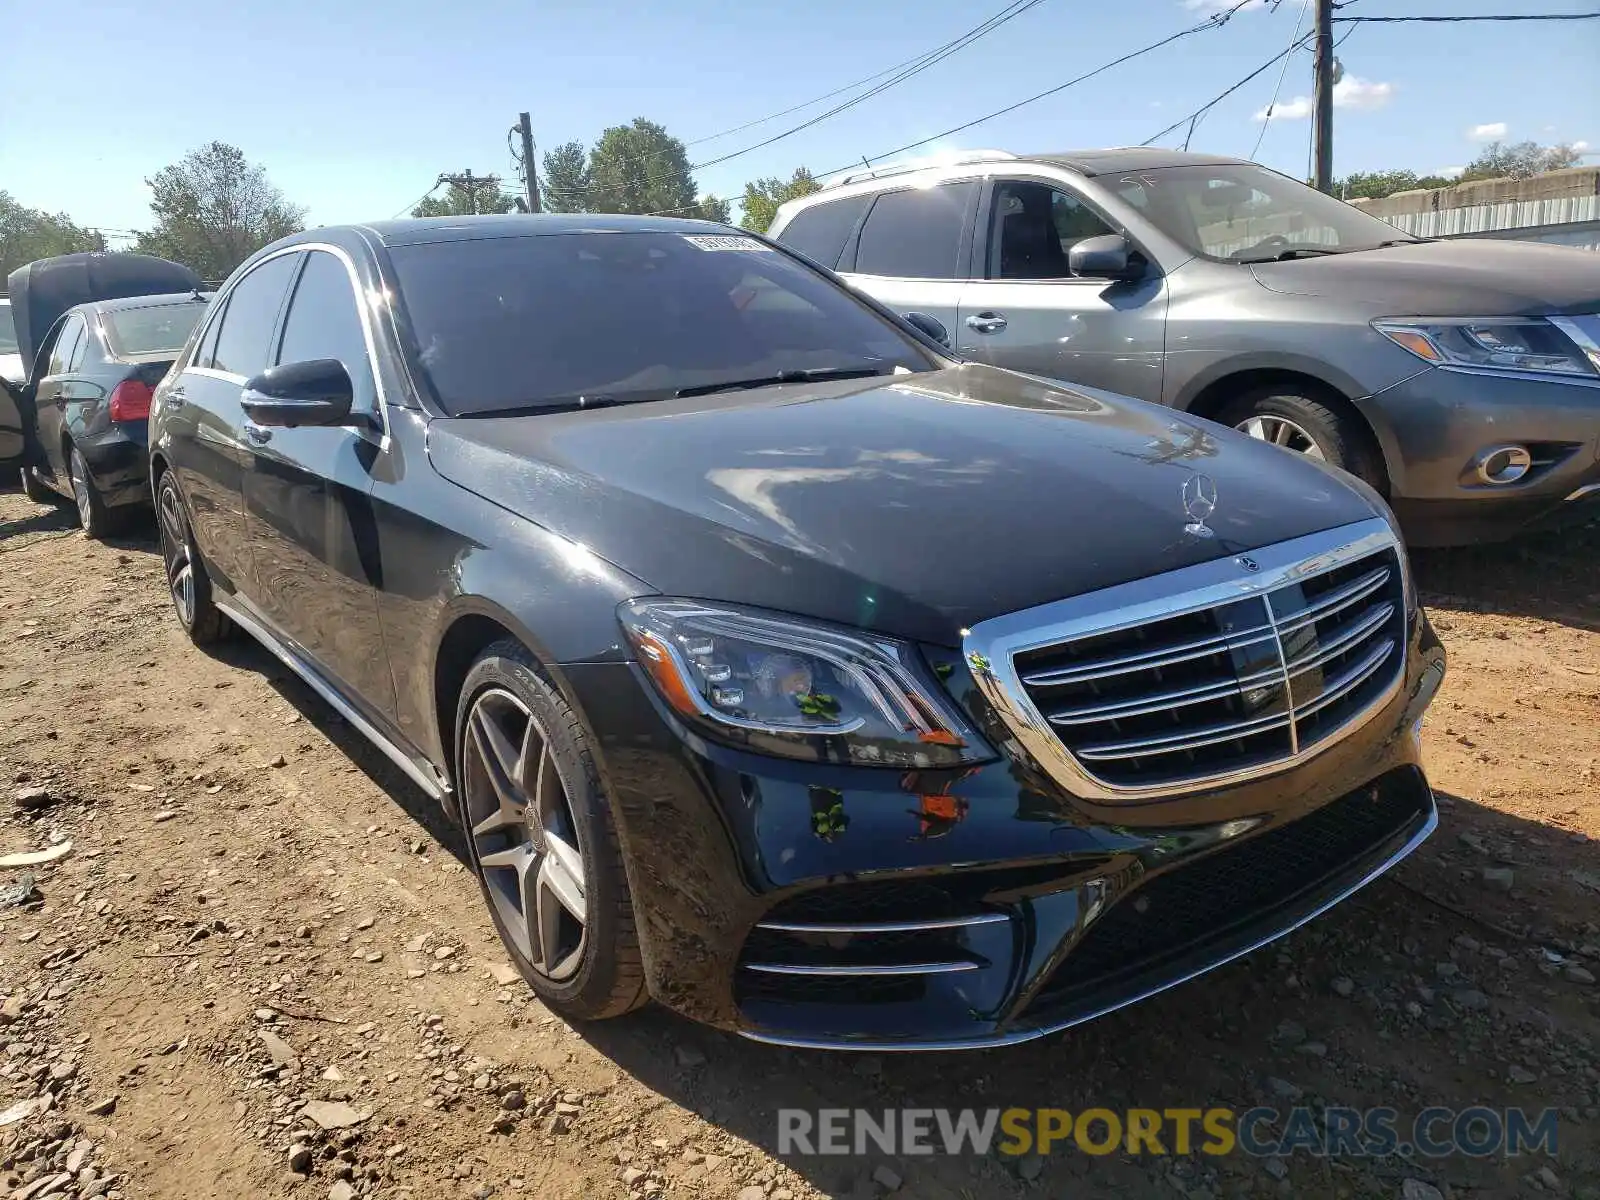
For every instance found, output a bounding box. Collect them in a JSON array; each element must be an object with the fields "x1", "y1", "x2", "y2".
[
  {"x1": 244, "y1": 422, "x2": 272, "y2": 445},
  {"x1": 965, "y1": 312, "x2": 1008, "y2": 334},
  {"x1": 166, "y1": 388, "x2": 187, "y2": 409}
]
